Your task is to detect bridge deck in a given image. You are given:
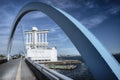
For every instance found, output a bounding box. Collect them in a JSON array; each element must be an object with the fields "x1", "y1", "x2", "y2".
[{"x1": 0, "y1": 59, "x2": 37, "y2": 80}]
